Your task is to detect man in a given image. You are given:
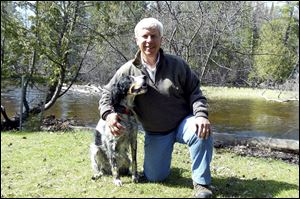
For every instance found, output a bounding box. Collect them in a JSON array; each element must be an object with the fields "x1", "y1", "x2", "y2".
[{"x1": 99, "y1": 18, "x2": 213, "y2": 198}]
